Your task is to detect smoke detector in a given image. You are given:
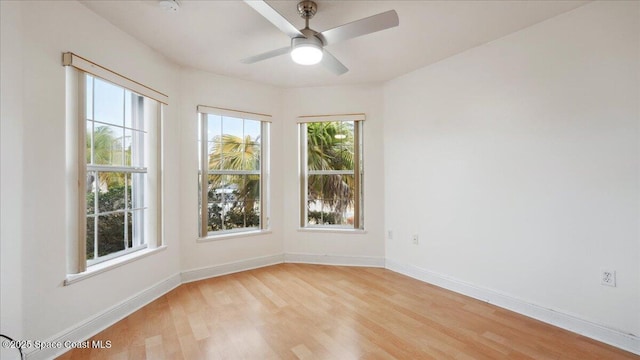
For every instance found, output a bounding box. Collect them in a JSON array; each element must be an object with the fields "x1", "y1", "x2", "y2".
[{"x1": 159, "y1": 0, "x2": 180, "y2": 12}]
